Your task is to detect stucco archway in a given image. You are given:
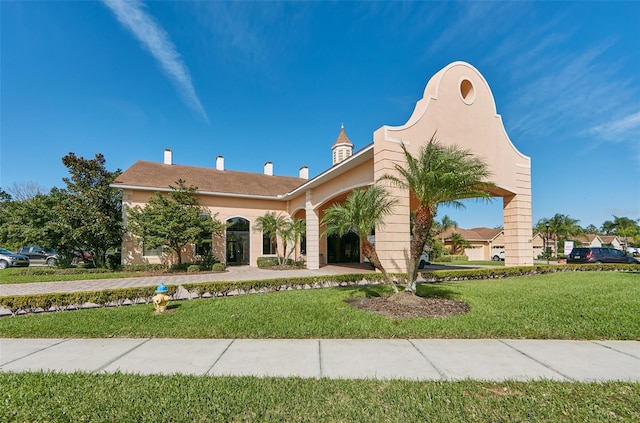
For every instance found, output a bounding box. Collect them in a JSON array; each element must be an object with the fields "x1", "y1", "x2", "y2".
[{"x1": 372, "y1": 62, "x2": 532, "y2": 271}]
